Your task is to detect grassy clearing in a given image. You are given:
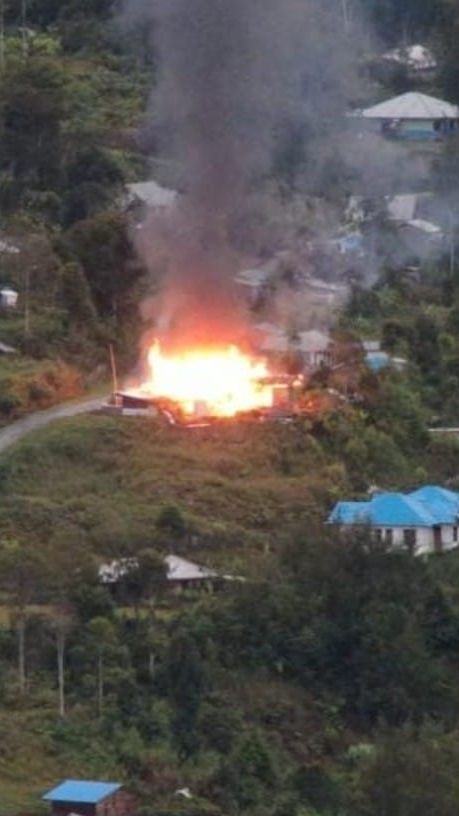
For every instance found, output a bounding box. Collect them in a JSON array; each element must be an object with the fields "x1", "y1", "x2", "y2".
[{"x1": 0, "y1": 415, "x2": 342, "y2": 573}]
